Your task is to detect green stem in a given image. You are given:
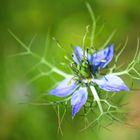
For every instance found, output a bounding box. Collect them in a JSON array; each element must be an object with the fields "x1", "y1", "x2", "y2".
[{"x1": 90, "y1": 86, "x2": 103, "y2": 114}]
